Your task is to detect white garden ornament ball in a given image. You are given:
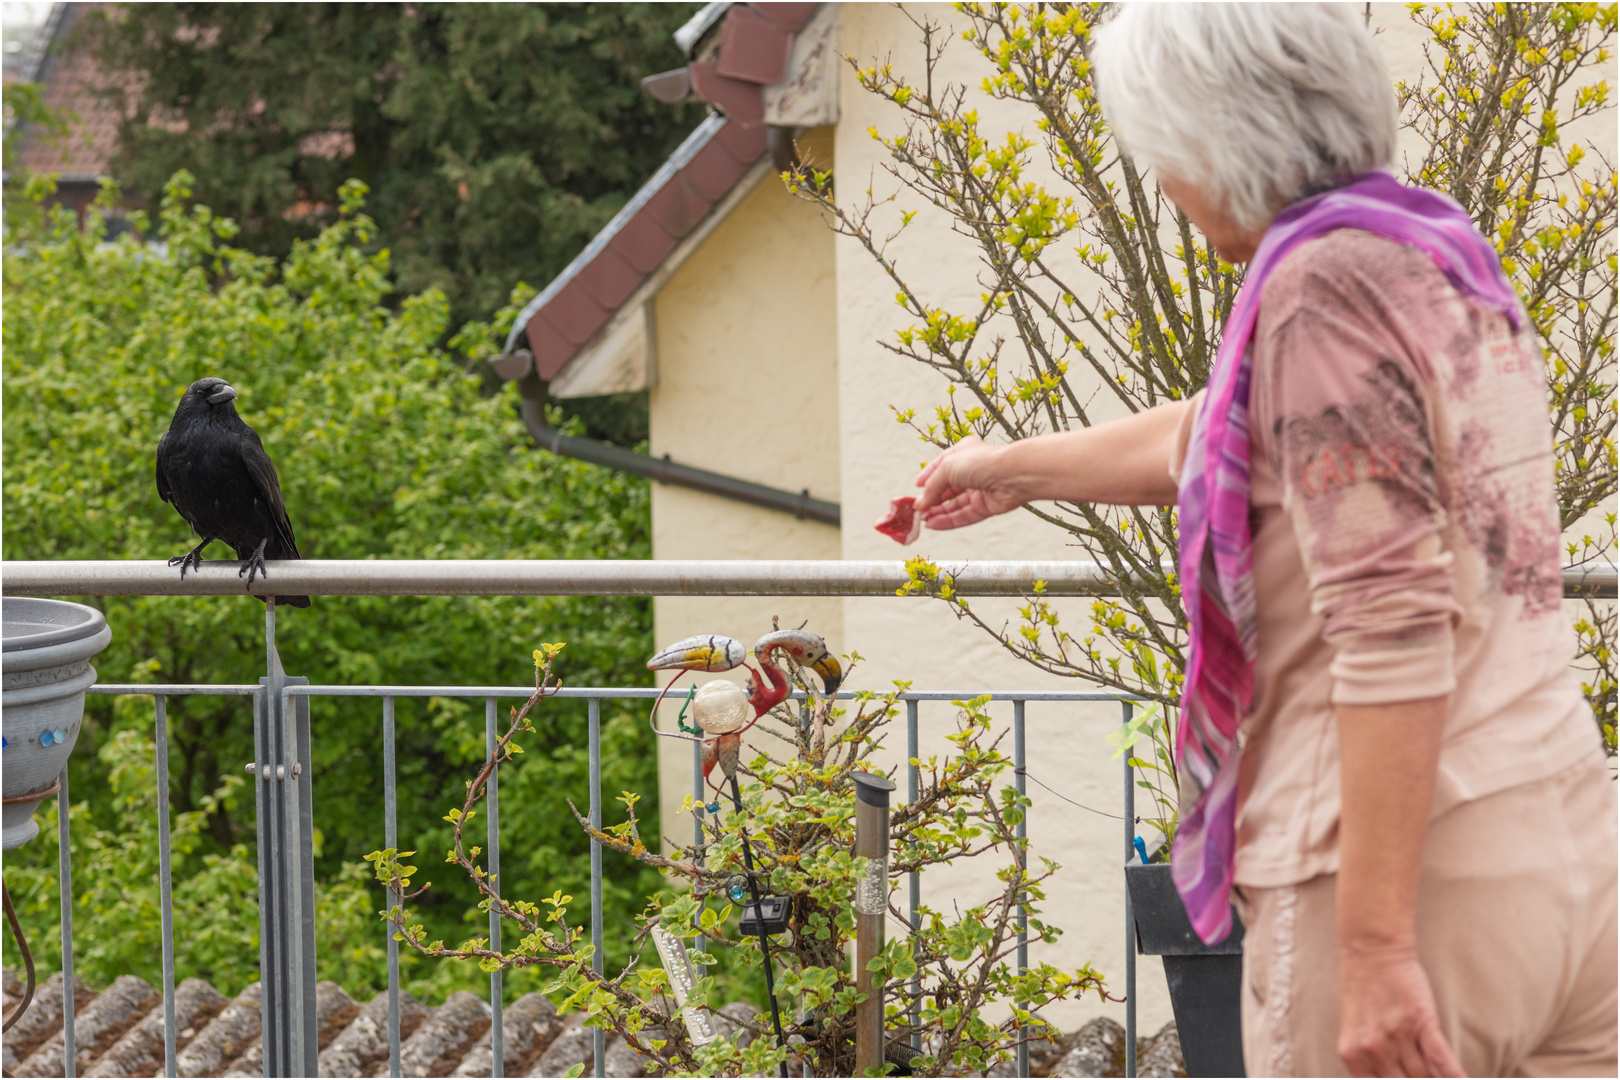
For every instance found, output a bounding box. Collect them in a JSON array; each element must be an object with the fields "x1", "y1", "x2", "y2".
[{"x1": 692, "y1": 679, "x2": 751, "y2": 735}]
